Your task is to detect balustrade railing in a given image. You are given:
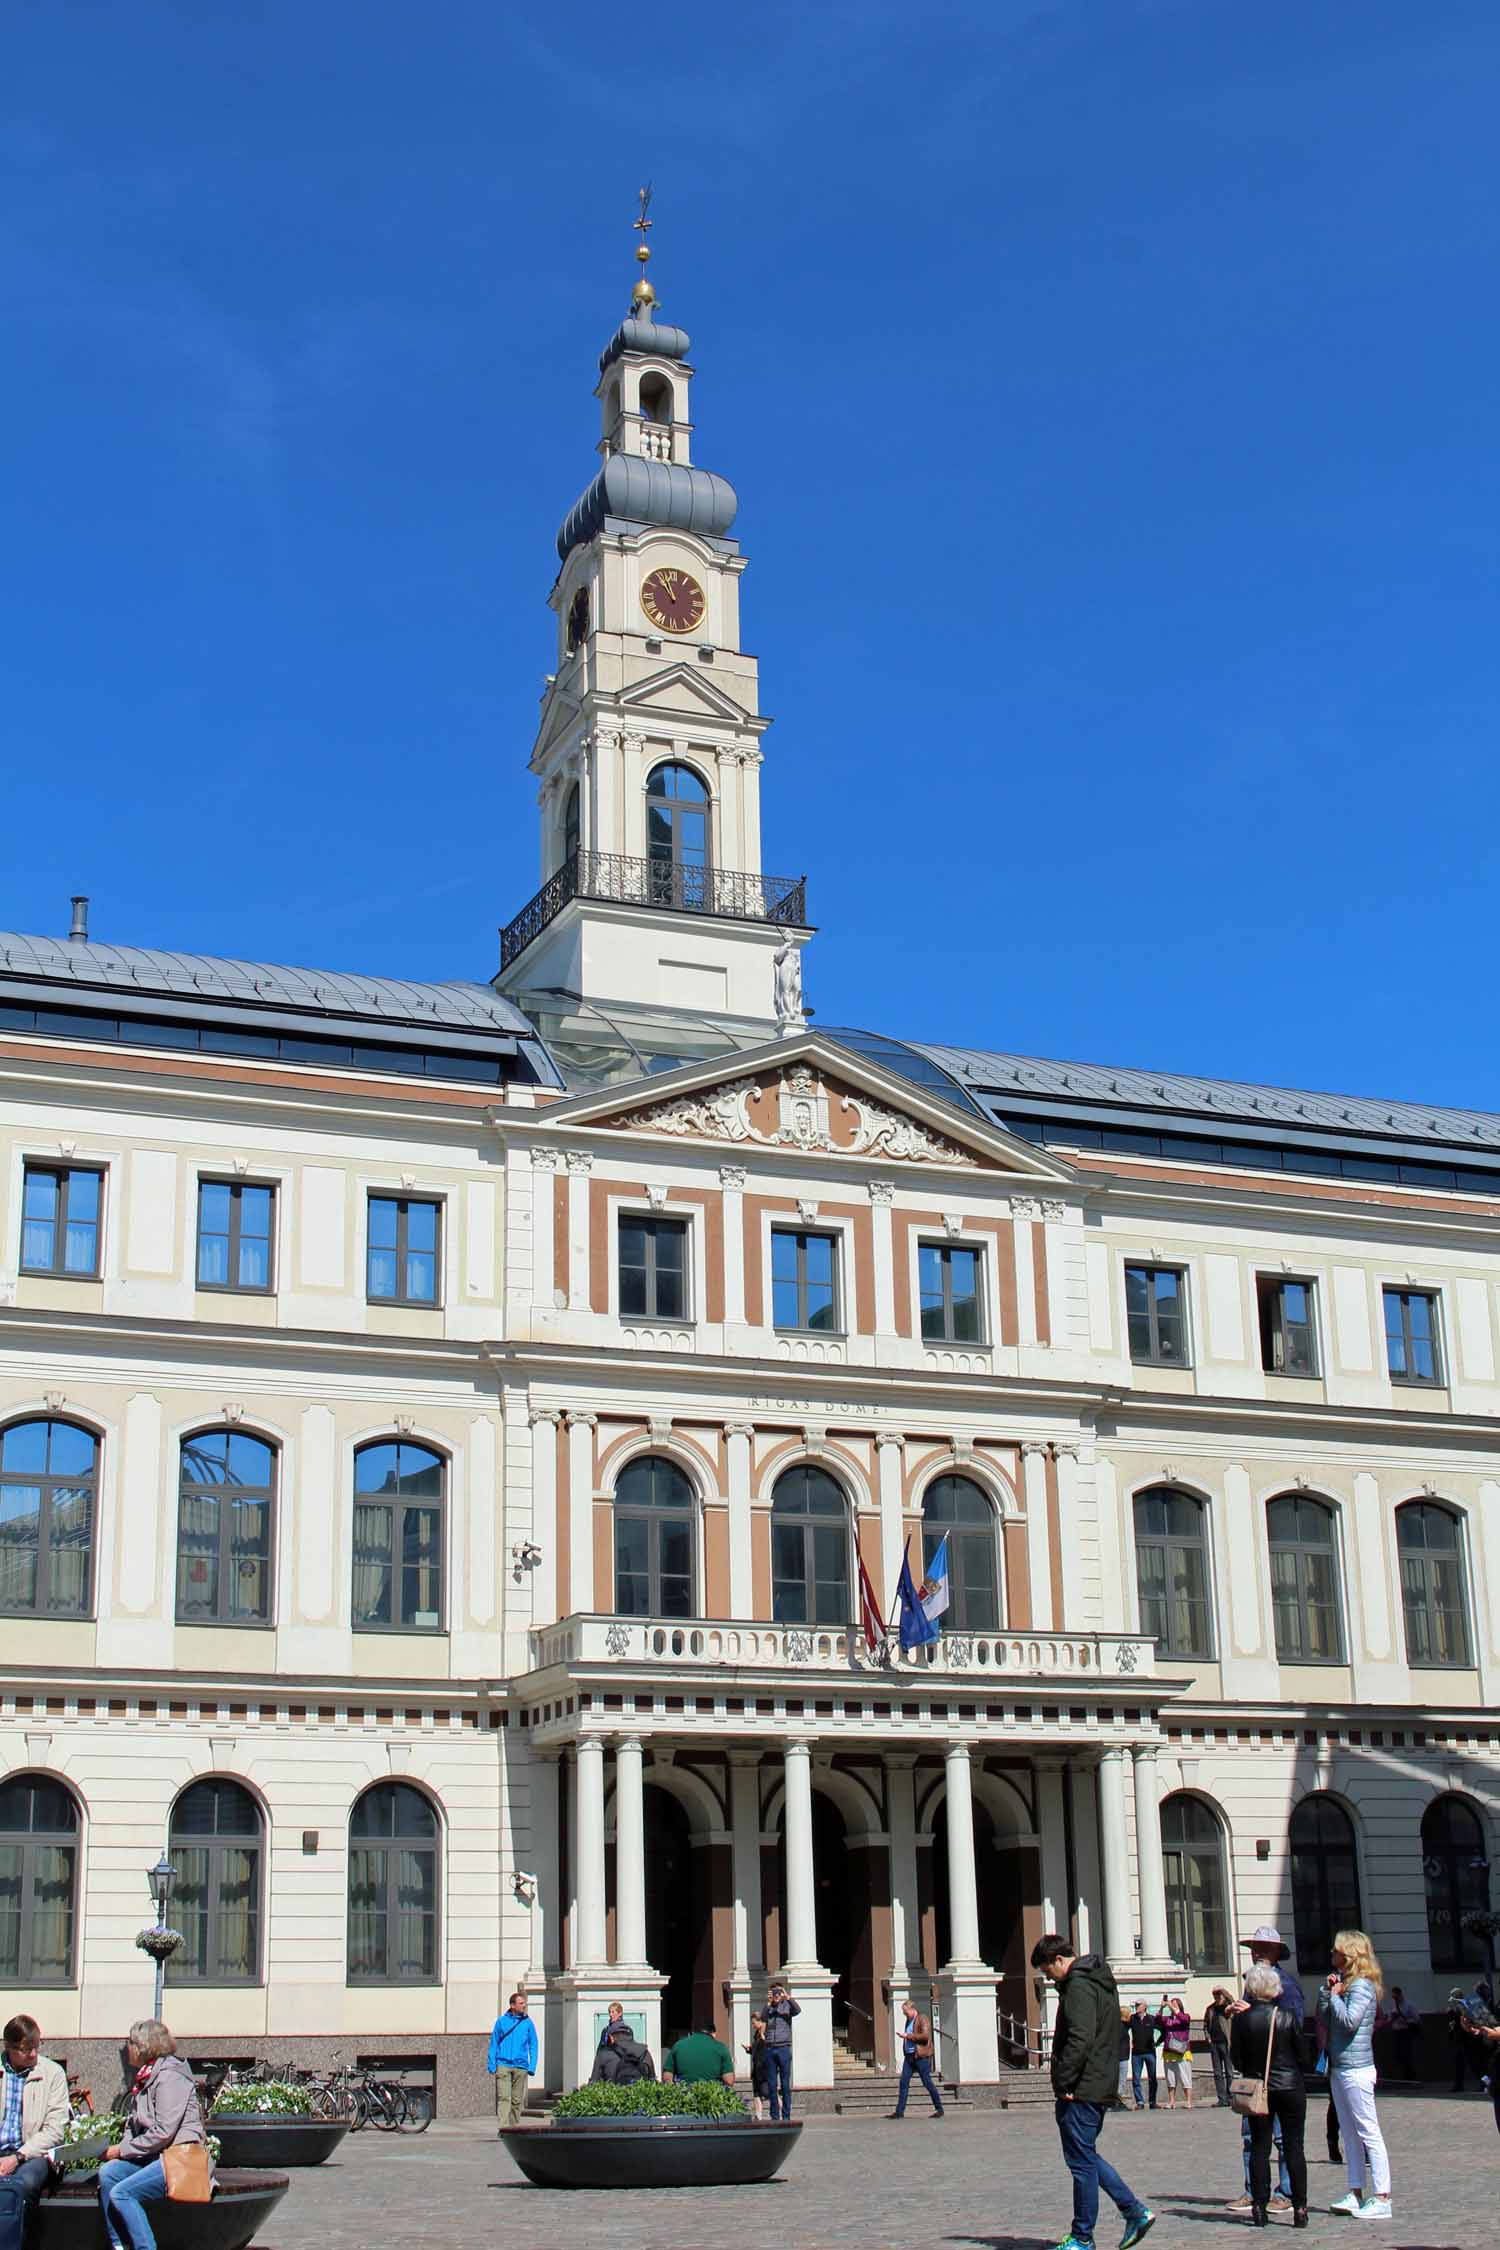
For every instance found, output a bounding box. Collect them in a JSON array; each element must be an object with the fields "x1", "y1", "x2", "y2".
[
  {"x1": 526, "y1": 1612, "x2": 1155, "y2": 1681},
  {"x1": 500, "y1": 850, "x2": 809, "y2": 969}
]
